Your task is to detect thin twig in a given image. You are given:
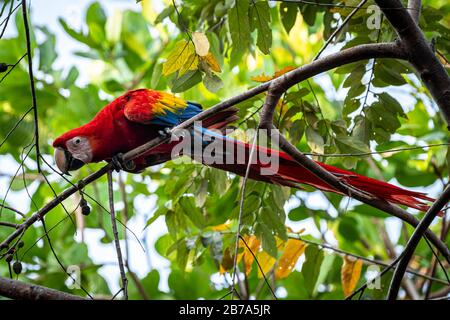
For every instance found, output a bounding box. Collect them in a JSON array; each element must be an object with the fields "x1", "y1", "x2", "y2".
[
  {"x1": 231, "y1": 132, "x2": 259, "y2": 300},
  {"x1": 0, "y1": 221, "x2": 18, "y2": 228},
  {"x1": 107, "y1": 171, "x2": 128, "y2": 300},
  {"x1": 0, "y1": 2, "x2": 21, "y2": 28},
  {"x1": 314, "y1": 0, "x2": 369, "y2": 60},
  {"x1": 0, "y1": 204, "x2": 26, "y2": 218},
  {"x1": 21, "y1": 0, "x2": 40, "y2": 172},
  {"x1": 0, "y1": 0, "x2": 14, "y2": 39},
  {"x1": 0, "y1": 53, "x2": 27, "y2": 84}
]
